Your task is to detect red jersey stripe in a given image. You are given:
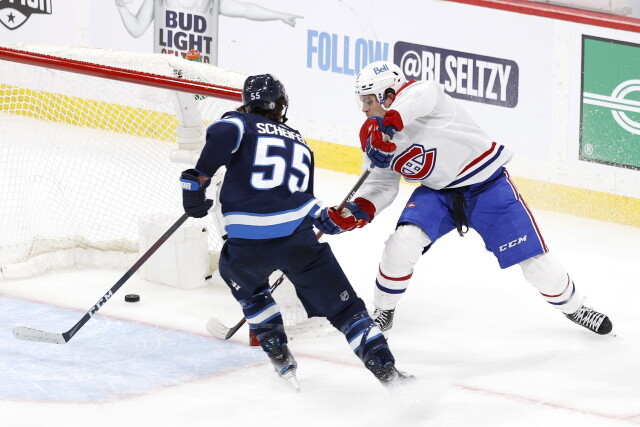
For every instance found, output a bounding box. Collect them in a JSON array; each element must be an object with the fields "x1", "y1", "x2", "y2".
[{"x1": 457, "y1": 141, "x2": 497, "y2": 177}]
